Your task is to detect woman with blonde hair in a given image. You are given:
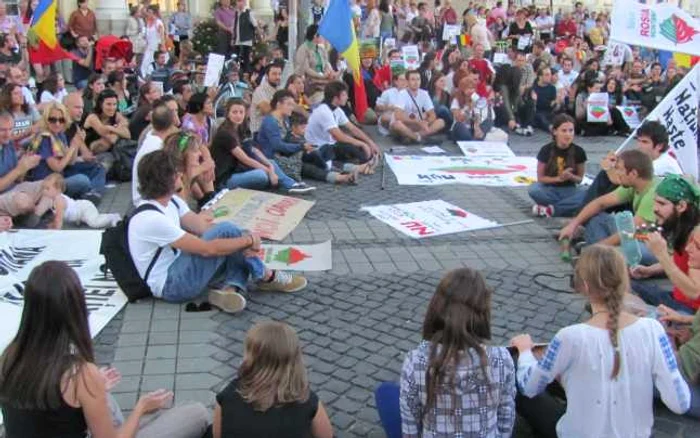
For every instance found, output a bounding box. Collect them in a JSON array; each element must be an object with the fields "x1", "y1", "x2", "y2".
[
  {"x1": 213, "y1": 321, "x2": 333, "y2": 437},
  {"x1": 511, "y1": 245, "x2": 691, "y2": 438},
  {"x1": 162, "y1": 131, "x2": 216, "y2": 210}
]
